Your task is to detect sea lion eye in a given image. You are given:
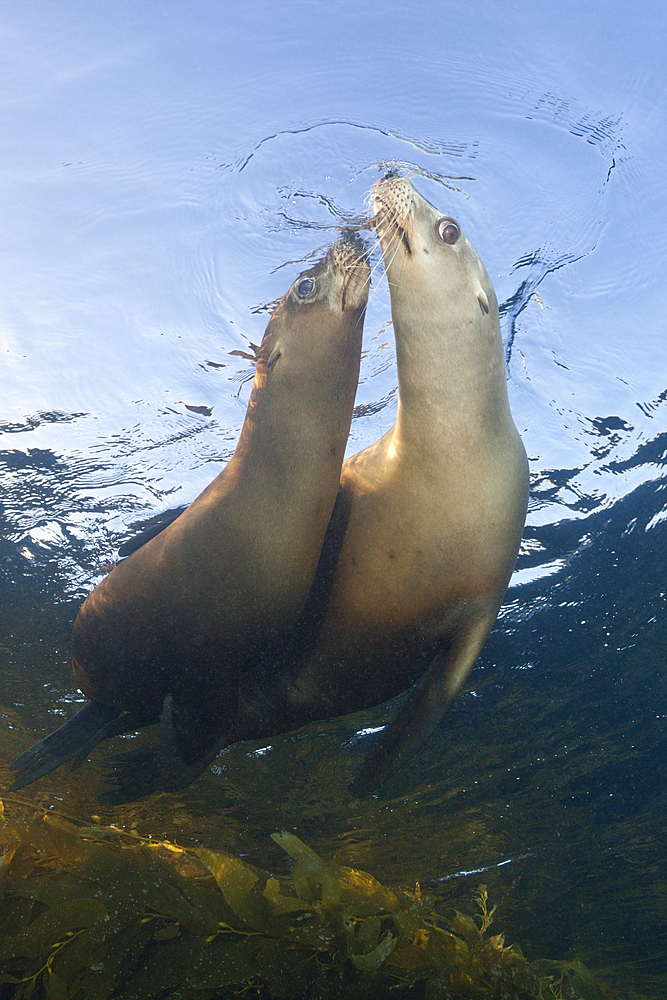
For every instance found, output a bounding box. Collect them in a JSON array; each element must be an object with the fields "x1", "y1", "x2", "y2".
[
  {"x1": 437, "y1": 218, "x2": 460, "y2": 245},
  {"x1": 296, "y1": 277, "x2": 315, "y2": 298}
]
